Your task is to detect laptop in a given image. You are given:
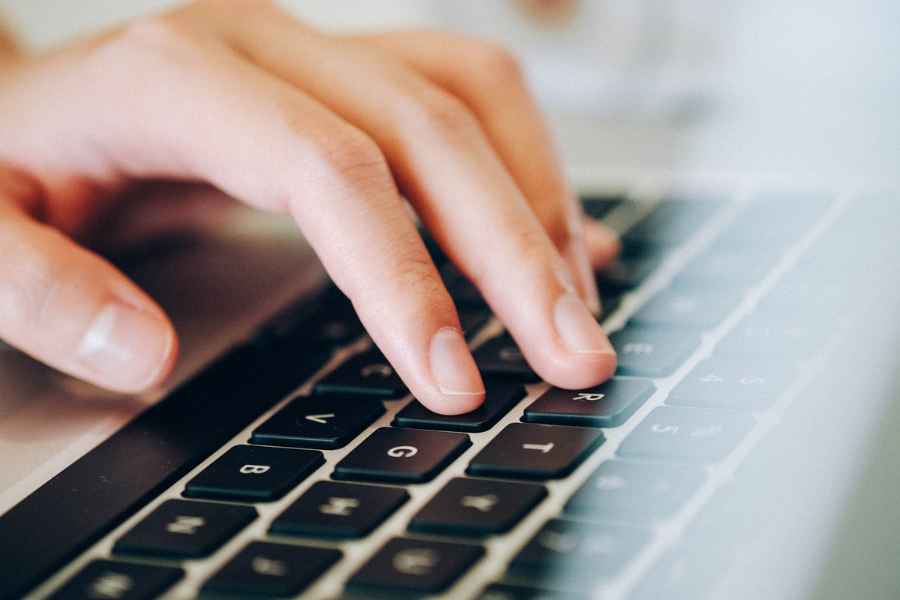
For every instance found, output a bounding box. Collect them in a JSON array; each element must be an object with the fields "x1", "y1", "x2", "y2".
[{"x1": 2, "y1": 6, "x2": 899, "y2": 600}]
